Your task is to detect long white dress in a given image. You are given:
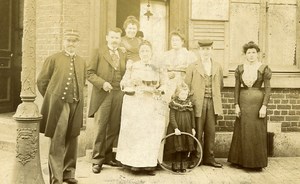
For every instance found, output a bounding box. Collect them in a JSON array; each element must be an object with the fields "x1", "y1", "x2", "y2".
[{"x1": 116, "y1": 60, "x2": 168, "y2": 168}]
